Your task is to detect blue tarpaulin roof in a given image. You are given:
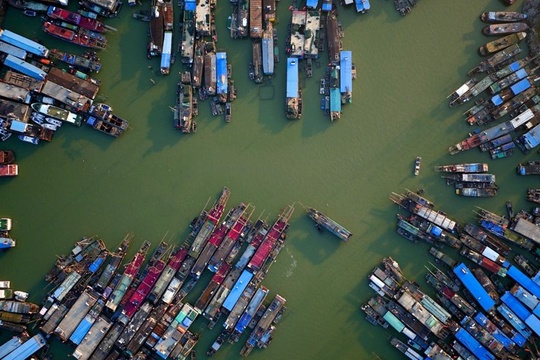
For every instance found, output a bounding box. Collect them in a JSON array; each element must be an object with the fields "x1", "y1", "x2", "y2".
[
  {"x1": 89, "y1": 257, "x2": 104, "y2": 273},
  {"x1": 453, "y1": 263, "x2": 496, "y2": 312},
  {"x1": 262, "y1": 38, "x2": 274, "y2": 75},
  {"x1": 306, "y1": 0, "x2": 318, "y2": 8},
  {"x1": 340, "y1": 51, "x2": 352, "y2": 94},
  {"x1": 3, "y1": 334, "x2": 46, "y2": 360},
  {"x1": 4, "y1": 54, "x2": 46, "y2": 80},
  {"x1": 355, "y1": 0, "x2": 370, "y2": 12},
  {"x1": 525, "y1": 315, "x2": 540, "y2": 337},
  {"x1": 216, "y1": 52, "x2": 228, "y2": 95},
  {"x1": 508, "y1": 61, "x2": 521, "y2": 71},
  {"x1": 455, "y1": 328, "x2": 496, "y2": 360},
  {"x1": 184, "y1": 0, "x2": 196, "y2": 11},
  {"x1": 223, "y1": 270, "x2": 253, "y2": 311},
  {"x1": 286, "y1": 58, "x2": 299, "y2": 98},
  {"x1": 522, "y1": 124, "x2": 540, "y2": 150},
  {"x1": 160, "y1": 31, "x2": 173, "y2": 71},
  {"x1": 491, "y1": 94, "x2": 503, "y2": 106},
  {"x1": 498, "y1": 304, "x2": 532, "y2": 340},
  {"x1": 507, "y1": 265, "x2": 540, "y2": 299}
]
